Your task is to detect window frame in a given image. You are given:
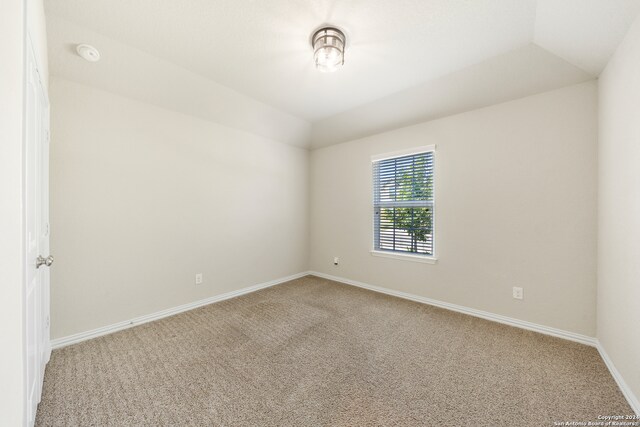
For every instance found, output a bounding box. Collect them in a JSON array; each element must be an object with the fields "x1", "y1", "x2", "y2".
[{"x1": 371, "y1": 145, "x2": 437, "y2": 264}]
